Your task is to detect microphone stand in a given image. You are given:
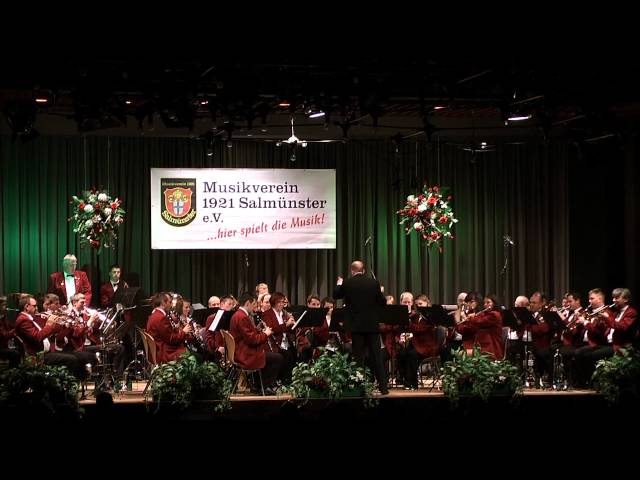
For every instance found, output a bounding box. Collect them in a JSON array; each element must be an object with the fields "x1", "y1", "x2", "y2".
[
  {"x1": 500, "y1": 236, "x2": 514, "y2": 305},
  {"x1": 365, "y1": 236, "x2": 376, "y2": 280}
]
